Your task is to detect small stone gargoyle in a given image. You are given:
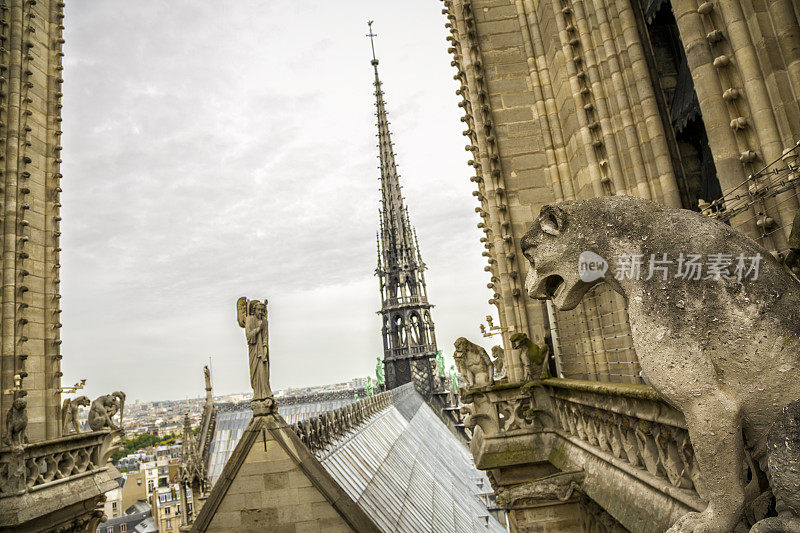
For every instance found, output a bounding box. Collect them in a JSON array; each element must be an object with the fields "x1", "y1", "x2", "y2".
[
  {"x1": 4, "y1": 396, "x2": 28, "y2": 448},
  {"x1": 510, "y1": 332, "x2": 549, "y2": 382},
  {"x1": 491, "y1": 345, "x2": 507, "y2": 383},
  {"x1": 88, "y1": 392, "x2": 125, "y2": 431},
  {"x1": 62, "y1": 395, "x2": 90, "y2": 434},
  {"x1": 453, "y1": 337, "x2": 494, "y2": 388}
]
